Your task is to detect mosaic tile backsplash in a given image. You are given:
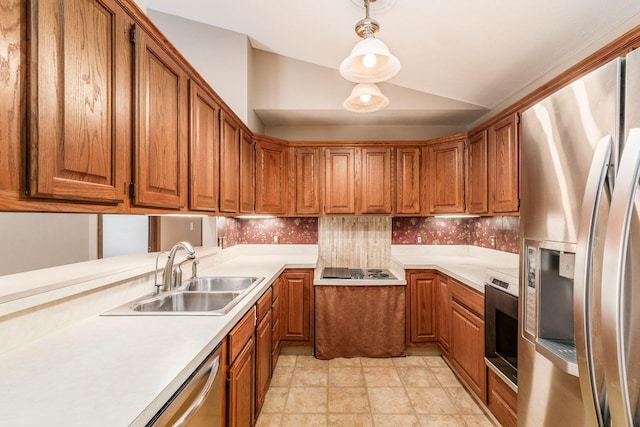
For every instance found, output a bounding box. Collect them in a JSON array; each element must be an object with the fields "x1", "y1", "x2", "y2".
[{"x1": 216, "y1": 216, "x2": 519, "y2": 254}]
